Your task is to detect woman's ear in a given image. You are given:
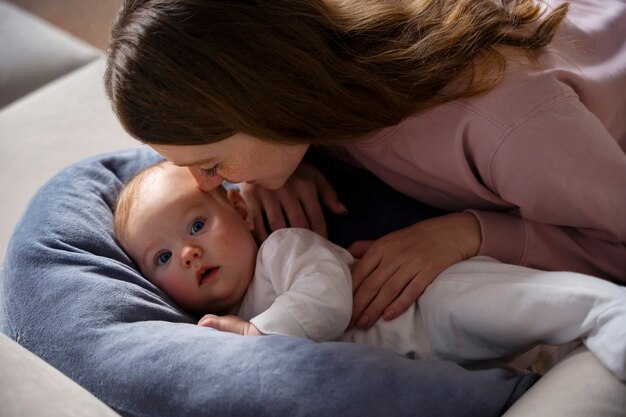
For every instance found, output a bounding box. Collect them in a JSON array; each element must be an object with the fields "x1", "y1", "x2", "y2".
[{"x1": 226, "y1": 189, "x2": 254, "y2": 230}]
